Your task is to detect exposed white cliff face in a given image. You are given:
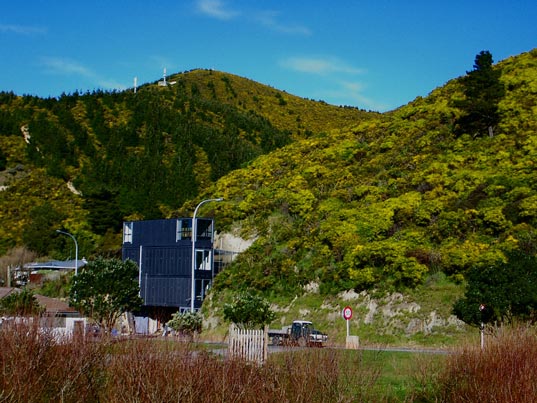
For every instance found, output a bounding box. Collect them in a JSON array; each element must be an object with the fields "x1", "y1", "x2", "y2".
[
  {"x1": 364, "y1": 299, "x2": 378, "y2": 325},
  {"x1": 204, "y1": 231, "x2": 466, "y2": 339},
  {"x1": 67, "y1": 181, "x2": 82, "y2": 196},
  {"x1": 21, "y1": 125, "x2": 31, "y2": 144},
  {"x1": 339, "y1": 289, "x2": 360, "y2": 301},
  {"x1": 303, "y1": 281, "x2": 319, "y2": 294},
  {"x1": 214, "y1": 231, "x2": 256, "y2": 254},
  {"x1": 334, "y1": 289, "x2": 466, "y2": 336},
  {"x1": 21, "y1": 125, "x2": 40, "y2": 152}
]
